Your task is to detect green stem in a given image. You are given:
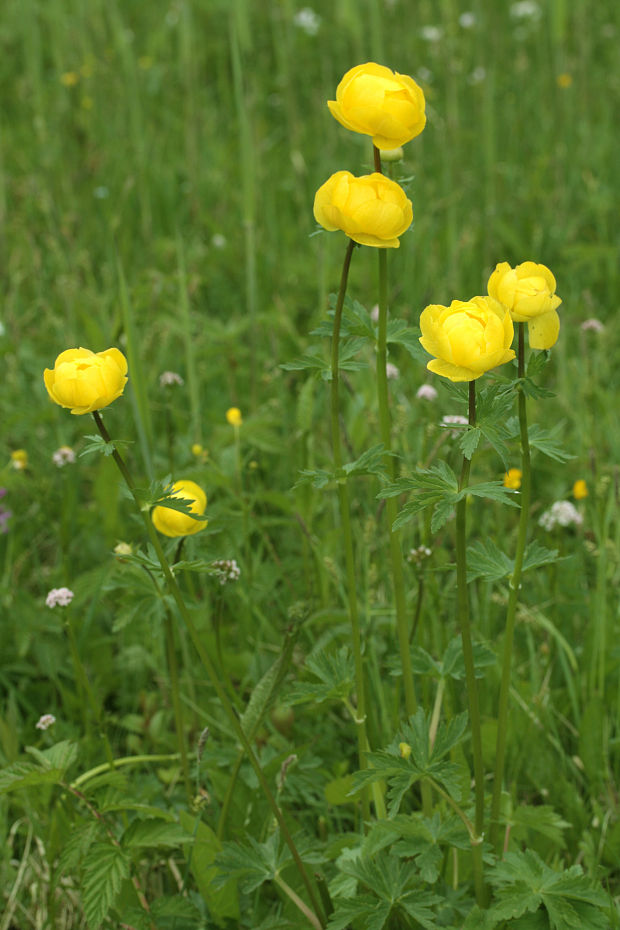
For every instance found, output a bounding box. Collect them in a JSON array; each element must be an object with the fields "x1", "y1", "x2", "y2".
[
  {"x1": 376, "y1": 248, "x2": 418, "y2": 721},
  {"x1": 330, "y1": 239, "x2": 374, "y2": 826},
  {"x1": 91, "y1": 411, "x2": 326, "y2": 930},
  {"x1": 72, "y1": 753, "x2": 180, "y2": 789},
  {"x1": 489, "y1": 323, "x2": 531, "y2": 851},
  {"x1": 164, "y1": 610, "x2": 192, "y2": 803},
  {"x1": 455, "y1": 380, "x2": 486, "y2": 906},
  {"x1": 64, "y1": 611, "x2": 116, "y2": 772}
]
